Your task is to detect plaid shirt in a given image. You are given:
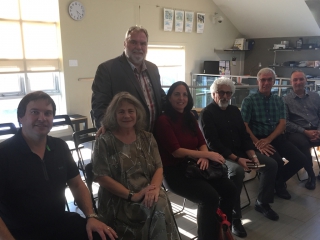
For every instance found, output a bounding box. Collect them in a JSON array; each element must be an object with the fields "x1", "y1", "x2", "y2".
[
  {"x1": 127, "y1": 60, "x2": 156, "y2": 131},
  {"x1": 241, "y1": 92, "x2": 286, "y2": 137},
  {"x1": 283, "y1": 90, "x2": 320, "y2": 133}
]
